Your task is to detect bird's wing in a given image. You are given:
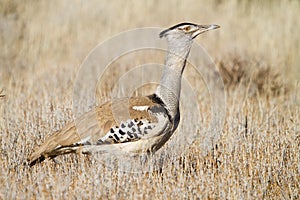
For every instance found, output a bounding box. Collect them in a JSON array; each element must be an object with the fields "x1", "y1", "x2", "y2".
[
  {"x1": 45, "y1": 108, "x2": 170, "y2": 157},
  {"x1": 28, "y1": 95, "x2": 168, "y2": 164},
  {"x1": 97, "y1": 98, "x2": 170, "y2": 144}
]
